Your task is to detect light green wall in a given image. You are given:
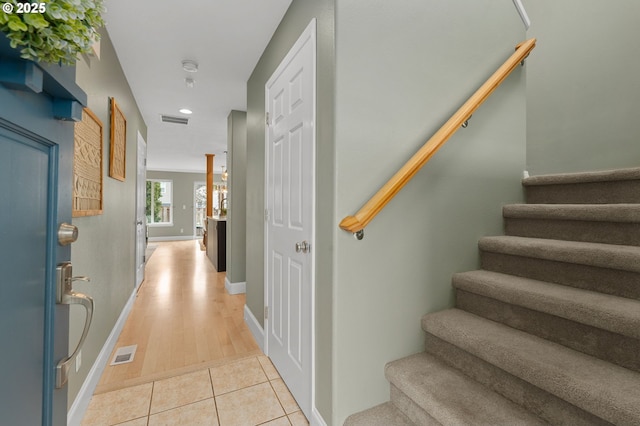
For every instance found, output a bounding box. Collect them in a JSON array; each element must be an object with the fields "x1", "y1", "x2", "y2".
[
  {"x1": 246, "y1": 0, "x2": 335, "y2": 420},
  {"x1": 69, "y1": 28, "x2": 147, "y2": 408},
  {"x1": 146, "y1": 171, "x2": 207, "y2": 239},
  {"x1": 332, "y1": 1, "x2": 526, "y2": 423},
  {"x1": 247, "y1": 0, "x2": 526, "y2": 423},
  {"x1": 526, "y1": 0, "x2": 640, "y2": 175},
  {"x1": 227, "y1": 110, "x2": 247, "y2": 284}
]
